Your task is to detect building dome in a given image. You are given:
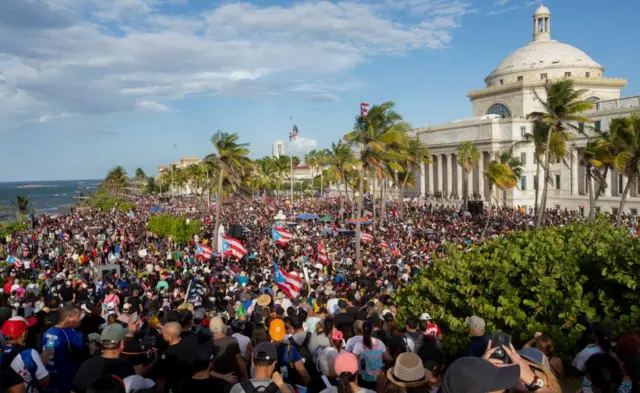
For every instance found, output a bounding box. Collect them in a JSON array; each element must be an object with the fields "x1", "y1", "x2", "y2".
[
  {"x1": 484, "y1": 6, "x2": 603, "y2": 84},
  {"x1": 486, "y1": 40, "x2": 603, "y2": 82}
]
